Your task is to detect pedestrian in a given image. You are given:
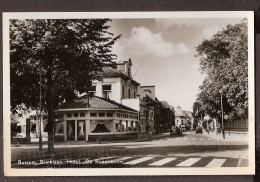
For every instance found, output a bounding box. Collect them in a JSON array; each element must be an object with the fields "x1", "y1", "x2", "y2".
[
  {"x1": 147, "y1": 126, "x2": 152, "y2": 141},
  {"x1": 208, "y1": 126, "x2": 211, "y2": 134}
]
